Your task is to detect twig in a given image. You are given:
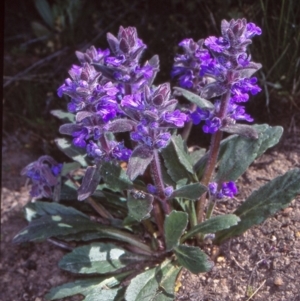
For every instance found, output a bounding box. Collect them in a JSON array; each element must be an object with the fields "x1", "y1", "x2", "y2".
[
  {"x1": 245, "y1": 280, "x2": 266, "y2": 301},
  {"x1": 3, "y1": 47, "x2": 69, "y2": 88}
]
